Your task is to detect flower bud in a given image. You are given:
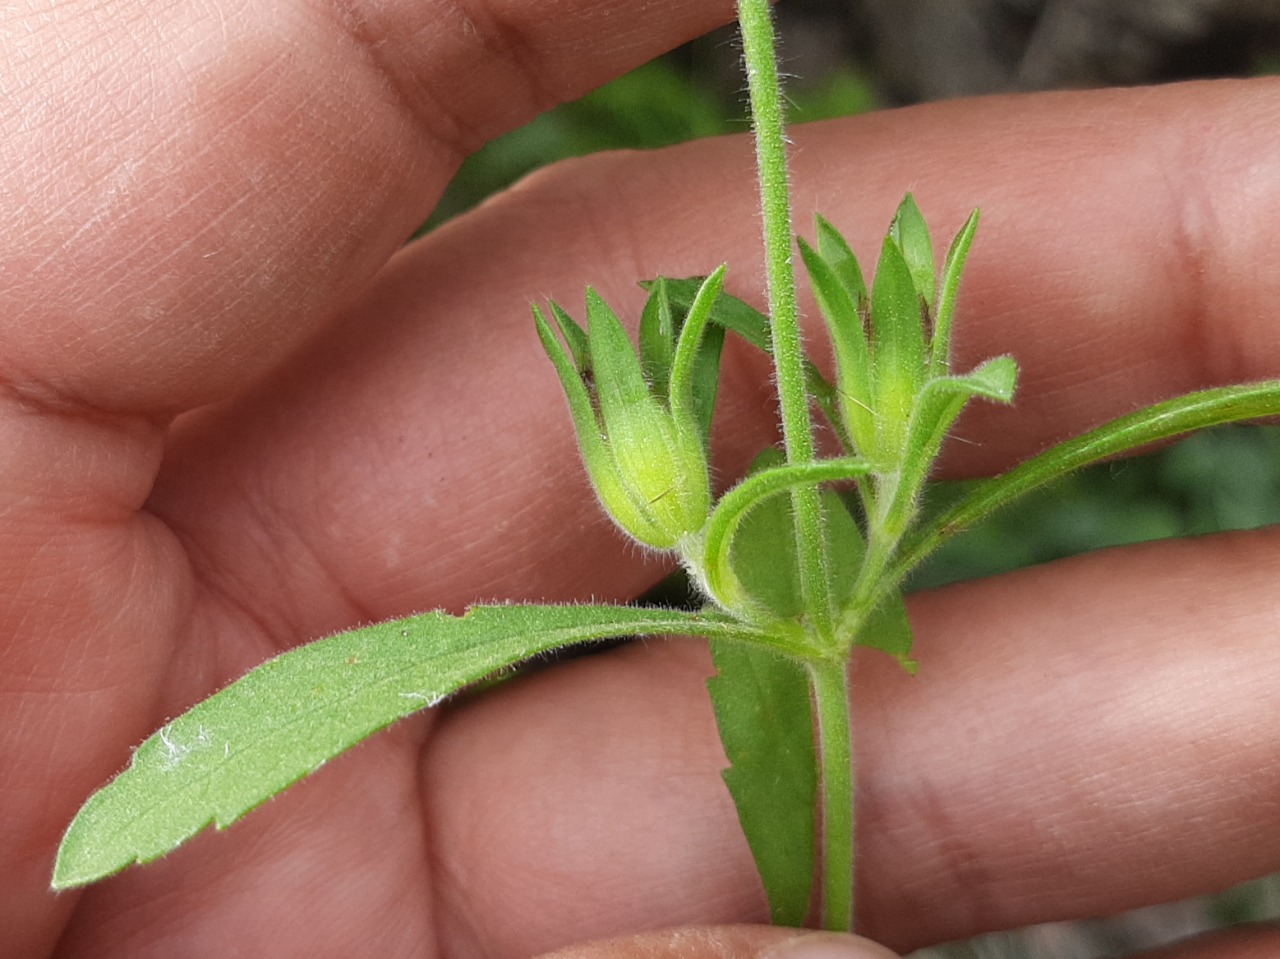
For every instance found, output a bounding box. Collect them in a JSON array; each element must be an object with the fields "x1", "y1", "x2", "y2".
[{"x1": 535, "y1": 287, "x2": 714, "y2": 550}]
